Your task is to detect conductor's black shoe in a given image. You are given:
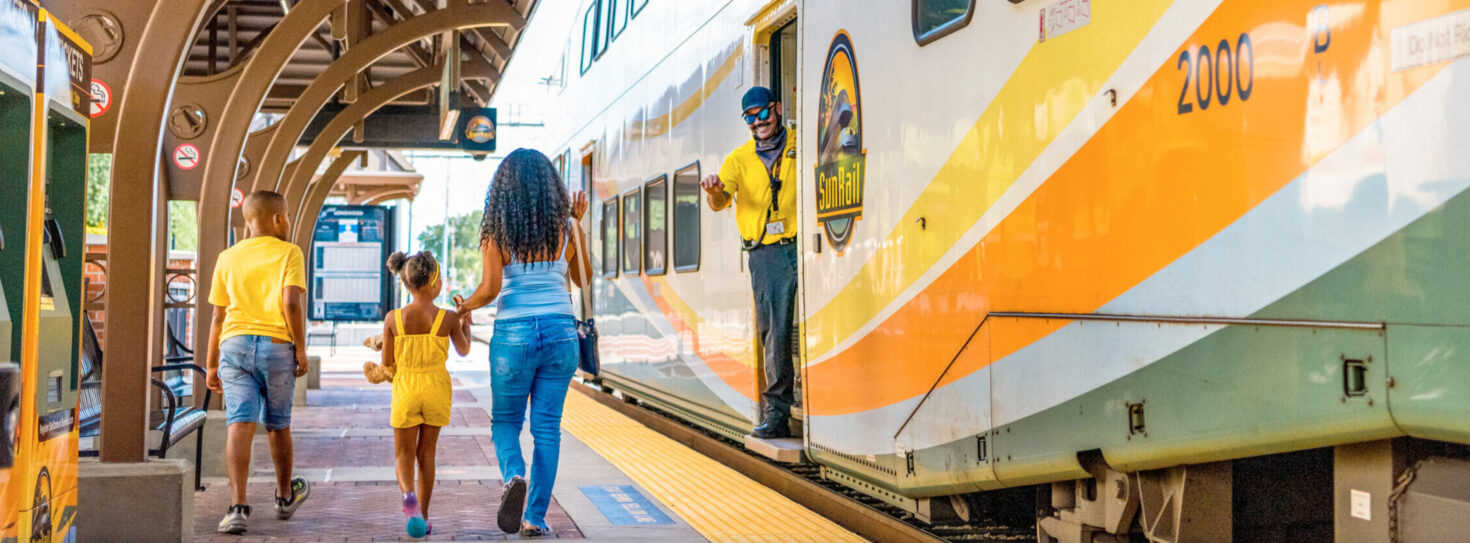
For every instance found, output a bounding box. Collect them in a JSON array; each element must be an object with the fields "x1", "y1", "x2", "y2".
[{"x1": 751, "y1": 420, "x2": 791, "y2": 439}]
